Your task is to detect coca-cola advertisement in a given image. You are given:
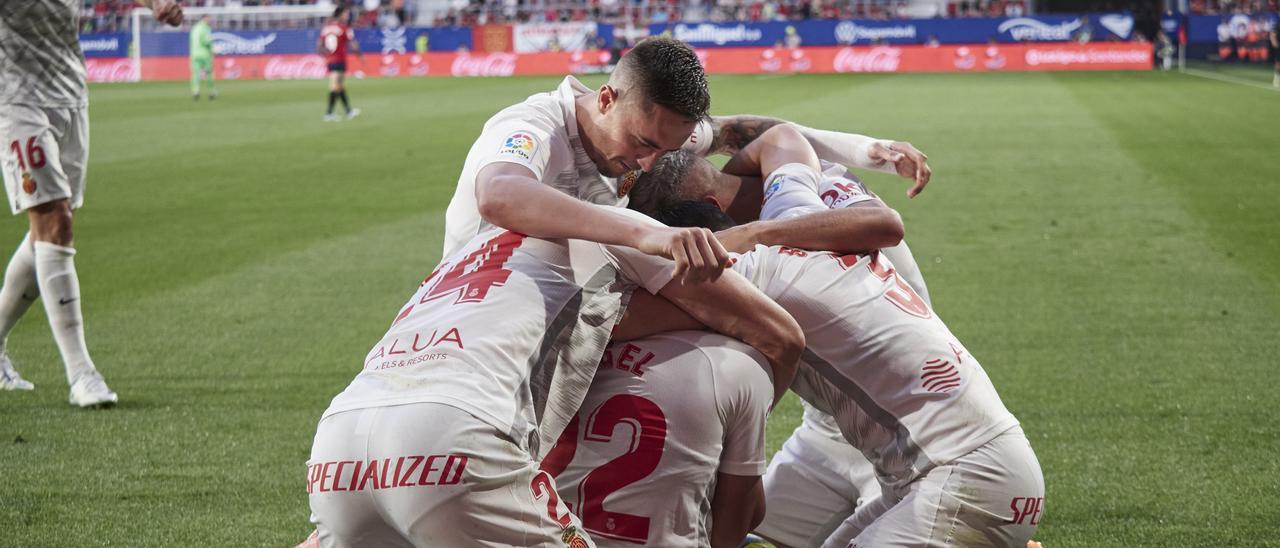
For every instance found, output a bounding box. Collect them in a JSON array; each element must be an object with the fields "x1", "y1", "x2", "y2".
[
  {"x1": 263, "y1": 56, "x2": 328, "y2": 80},
  {"x1": 84, "y1": 59, "x2": 137, "y2": 83},
  {"x1": 832, "y1": 46, "x2": 903, "y2": 73},
  {"x1": 450, "y1": 53, "x2": 517, "y2": 77},
  {"x1": 100, "y1": 42, "x2": 1150, "y2": 83}
]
